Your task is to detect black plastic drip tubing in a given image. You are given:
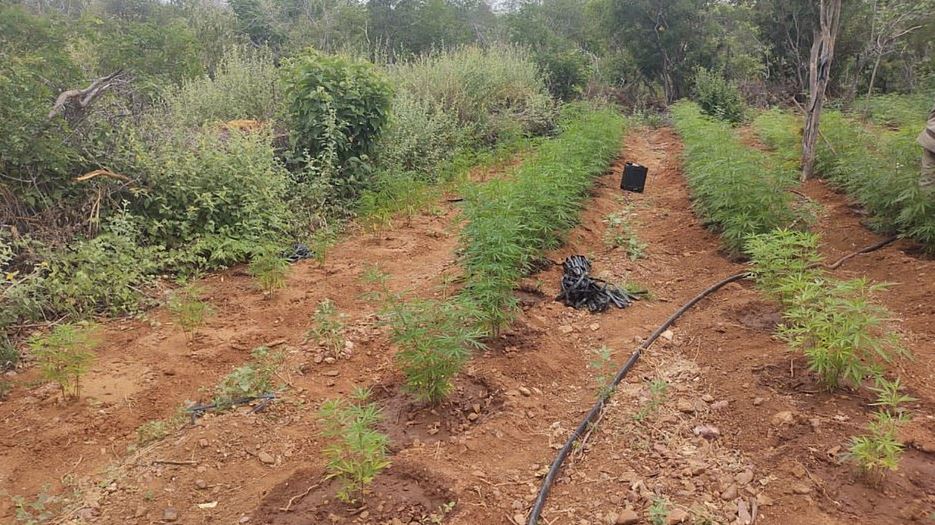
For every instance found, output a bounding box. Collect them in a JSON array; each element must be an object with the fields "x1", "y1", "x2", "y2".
[{"x1": 526, "y1": 271, "x2": 747, "y2": 525}]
